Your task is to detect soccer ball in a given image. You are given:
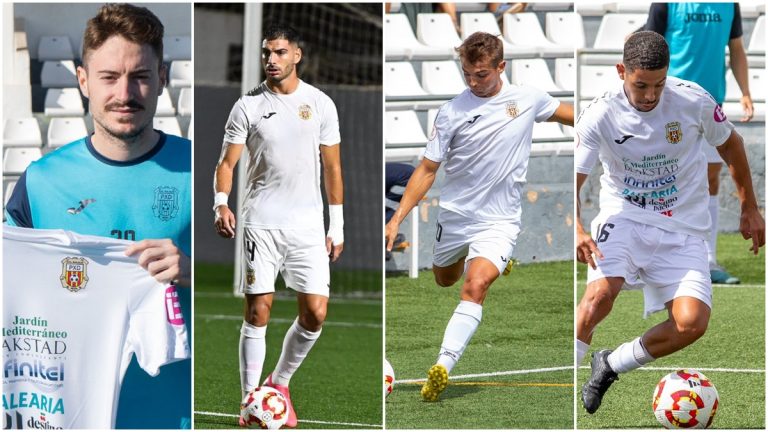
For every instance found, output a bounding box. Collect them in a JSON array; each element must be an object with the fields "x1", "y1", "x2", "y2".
[
  {"x1": 384, "y1": 359, "x2": 394, "y2": 397},
  {"x1": 240, "y1": 386, "x2": 290, "y2": 429},
  {"x1": 652, "y1": 369, "x2": 719, "y2": 429}
]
